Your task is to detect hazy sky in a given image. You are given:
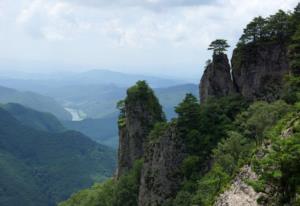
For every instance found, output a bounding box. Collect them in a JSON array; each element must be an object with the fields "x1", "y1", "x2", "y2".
[{"x1": 0, "y1": 0, "x2": 298, "y2": 79}]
